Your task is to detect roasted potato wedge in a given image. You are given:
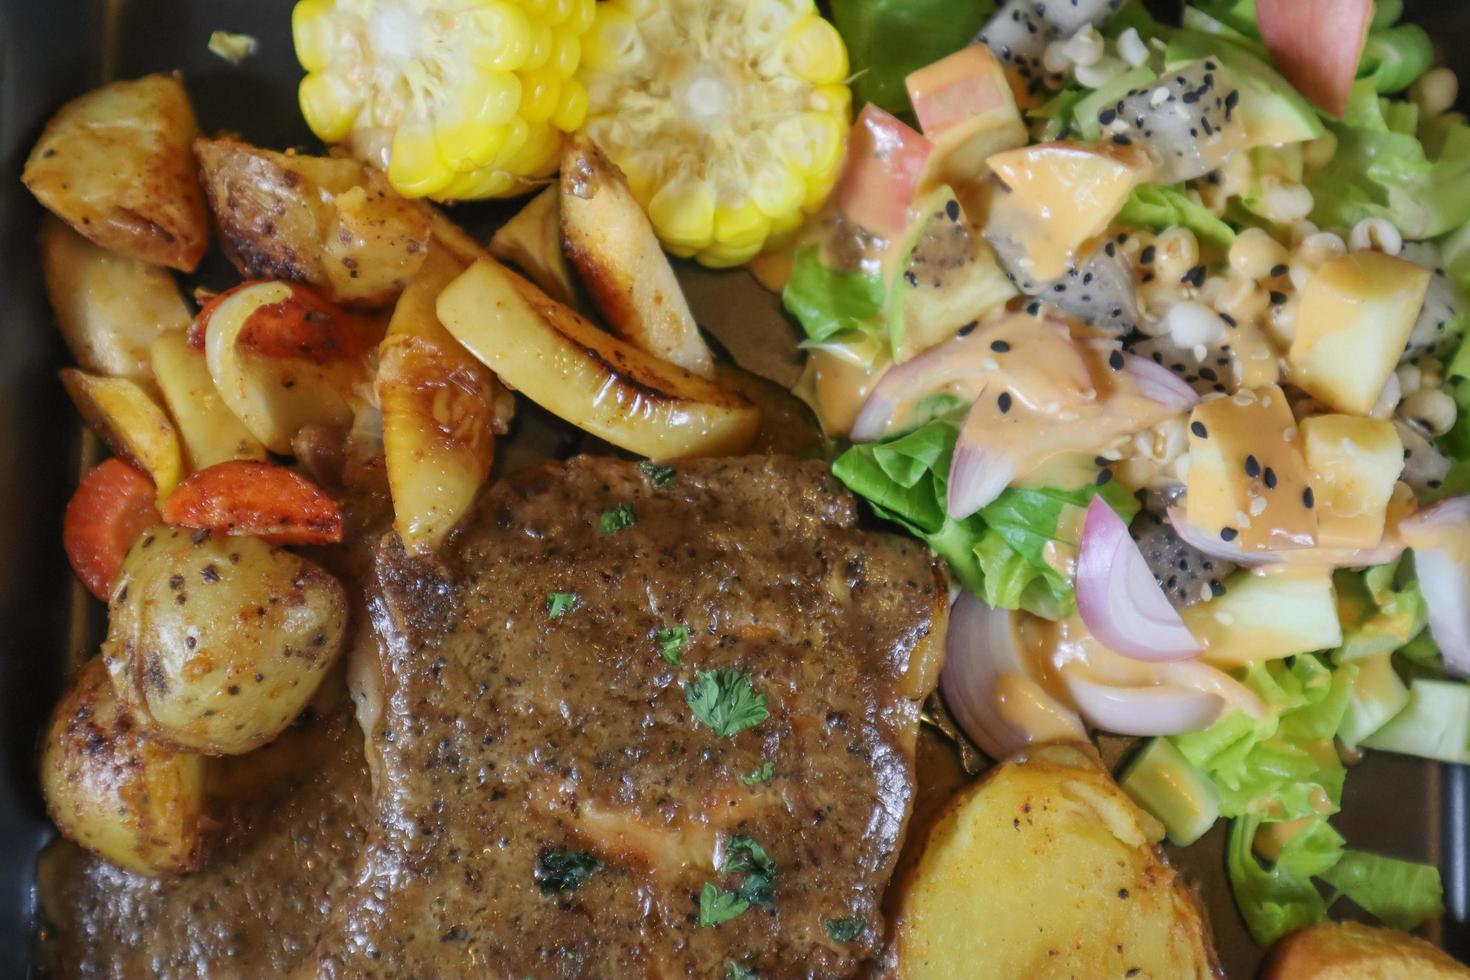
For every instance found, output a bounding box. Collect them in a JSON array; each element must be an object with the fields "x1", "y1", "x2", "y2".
[
  {"x1": 892, "y1": 743, "x2": 1218, "y2": 979},
  {"x1": 23, "y1": 75, "x2": 208, "y2": 271},
  {"x1": 151, "y1": 330, "x2": 266, "y2": 469},
  {"x1": 1264, "y1": 920, "x2": 1470, "y2": 978},
  {"x1": 60, "y1": 369, "x2": 182, "y2": 505},
  {"x1": 200, "y1": 281, "x2": 375, "y2": 454},
  {"x1": 194, "y1": 138, "x2": 430, "y2": 307},
  {"x1": 41, "y1": 217, "x2": 191, "y2": 381},
  {"x1": 42, "y1": 658, "x2": 207, "y2": 876},
  {"x1": 560, "y1": 140, "x2": 714, "y2": 377},
  {"x1": 489, "y1": 186, "x2": 577, "y2": 305},
  {"x1": 103, "y1": 526, "x2": 348, "y2": 755},
  {"x1": 379, "y1": 249, "x2": 500, "y2": 555},
  {"x1": 437, "y1": 259, "x2": 759, "y2": 459}
]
